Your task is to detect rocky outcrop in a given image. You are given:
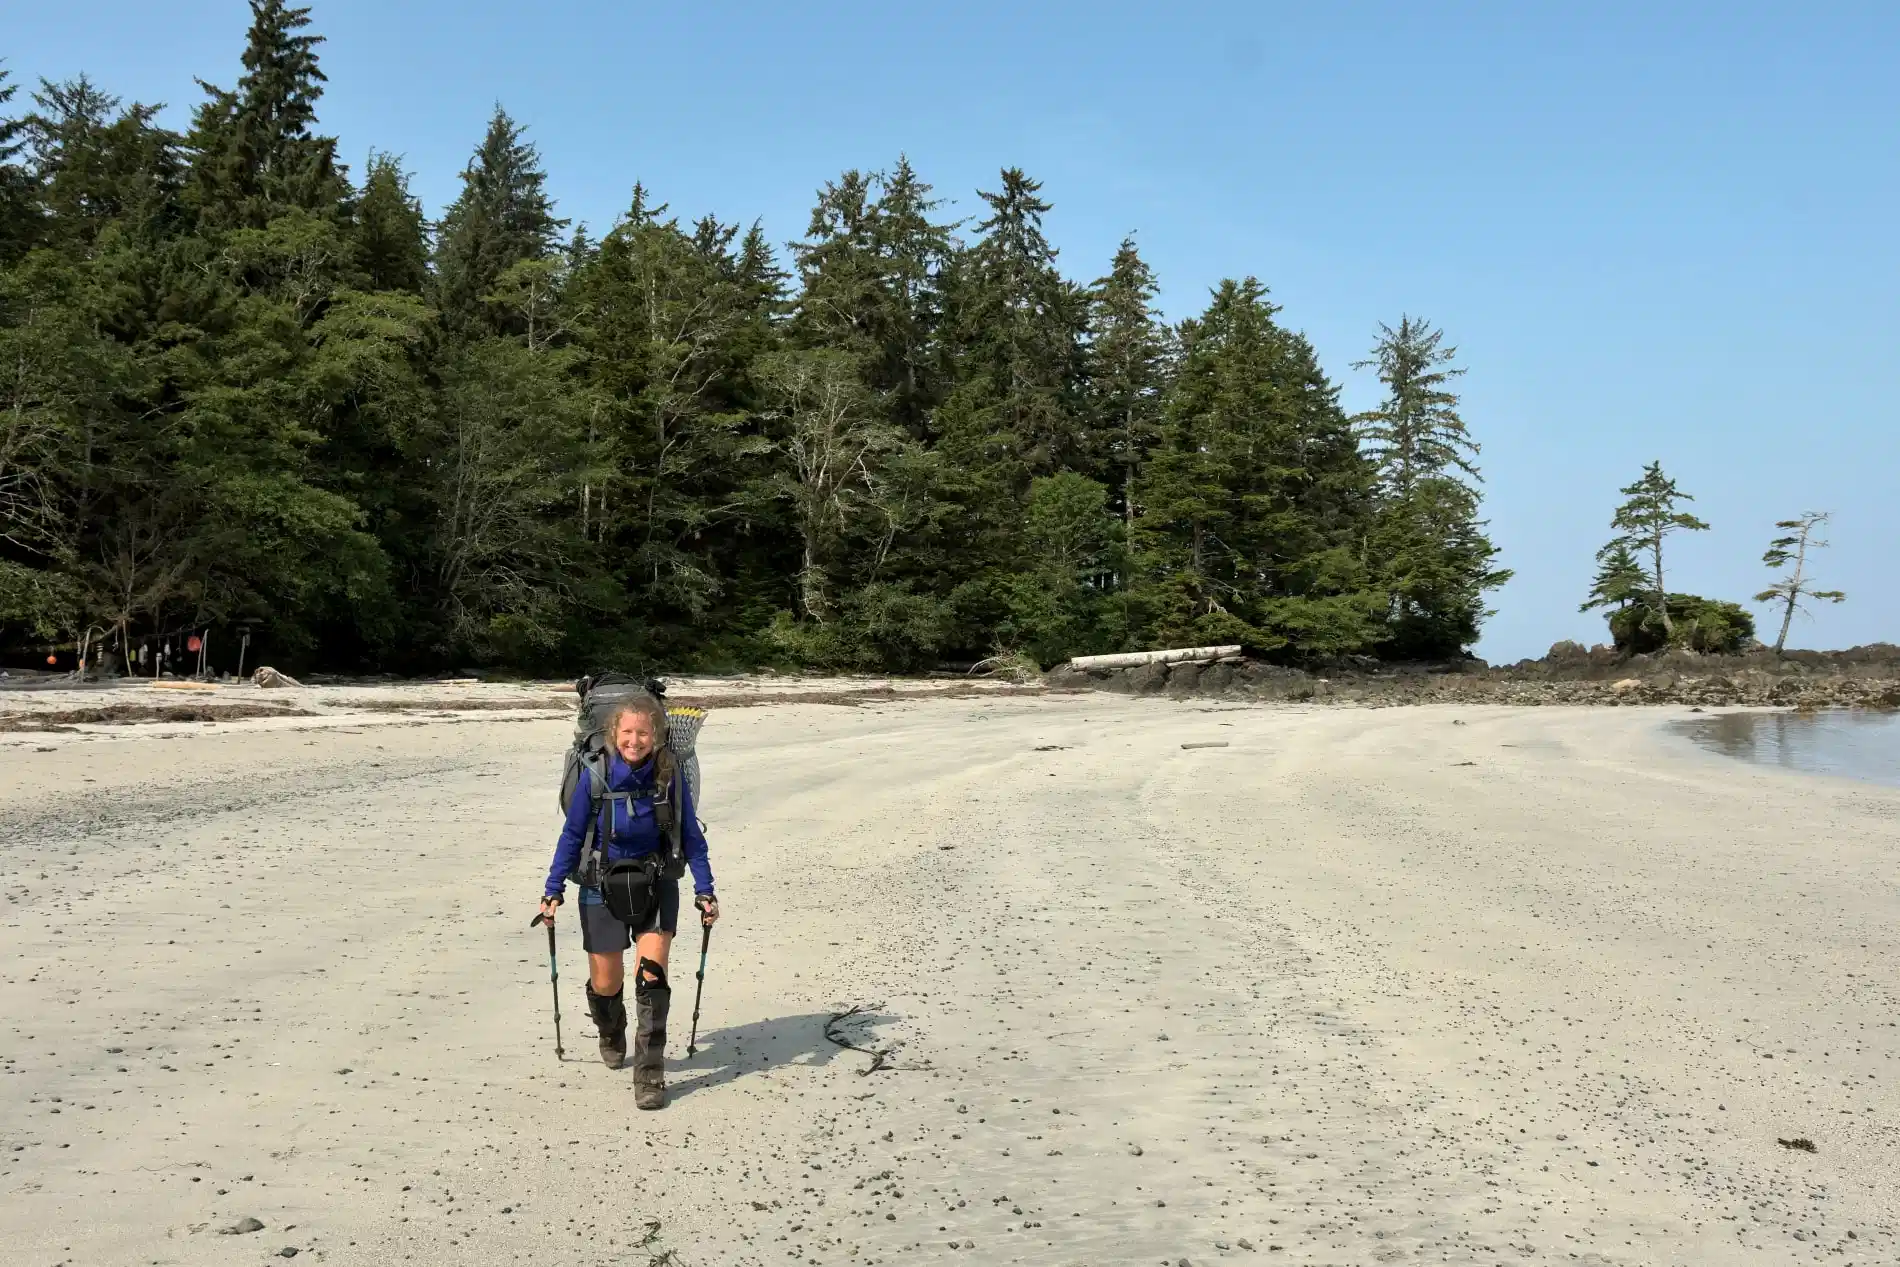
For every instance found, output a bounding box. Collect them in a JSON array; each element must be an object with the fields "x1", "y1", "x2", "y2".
[{"x1": 1045, "y1": 643, "x2": 1900, "y2": 709}]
